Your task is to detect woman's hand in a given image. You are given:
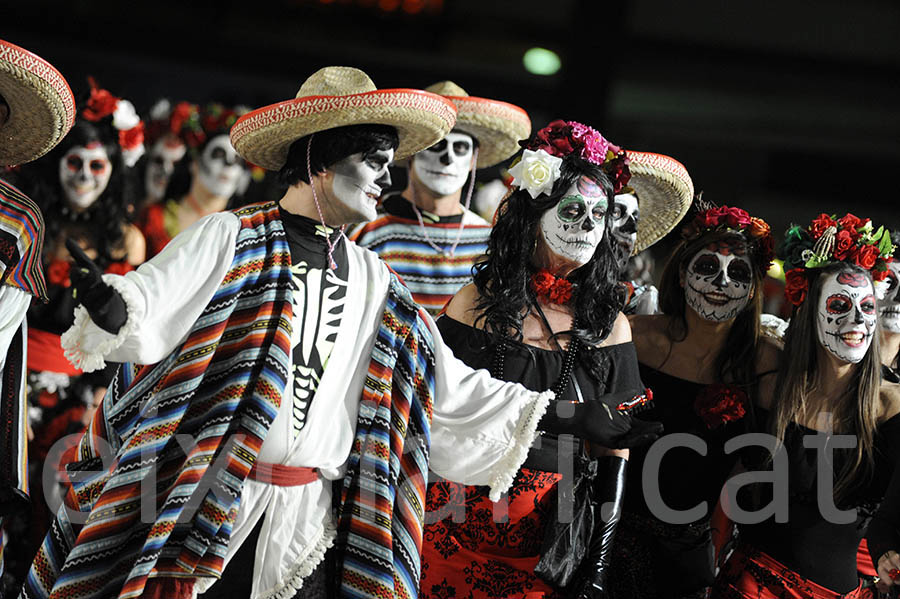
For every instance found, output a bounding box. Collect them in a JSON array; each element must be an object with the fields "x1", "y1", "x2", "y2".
[
  {"x1": 541, "y1": 389, "x2": 663, "y2": 449},
  {"x1": 876, "y1": 550, "x2": 900, "y2": 593}
]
